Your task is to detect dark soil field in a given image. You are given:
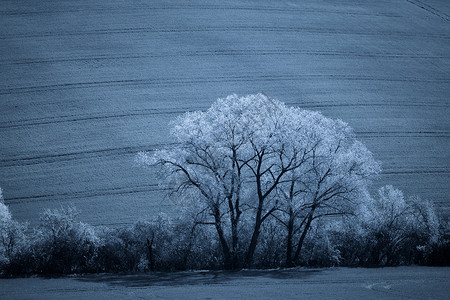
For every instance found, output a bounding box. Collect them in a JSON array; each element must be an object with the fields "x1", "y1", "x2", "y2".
[
  {"x1": 1, "y1": 0, "x2": 449, "y2": 228},
  {"x1": 1, "y1": 267, "x2": 449, "y2": 299}
]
